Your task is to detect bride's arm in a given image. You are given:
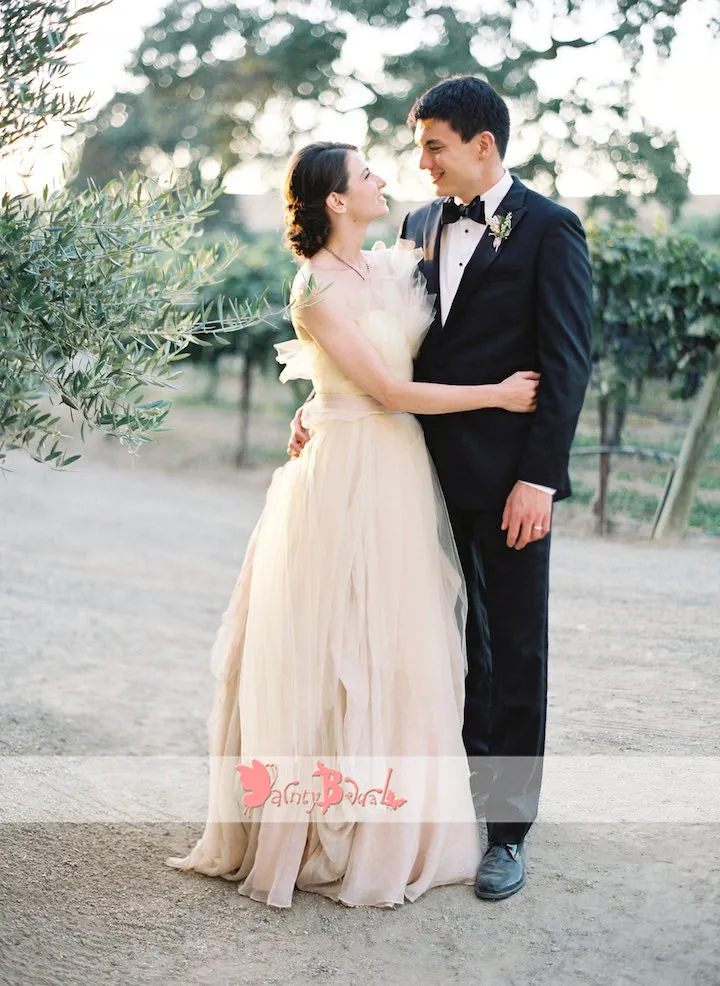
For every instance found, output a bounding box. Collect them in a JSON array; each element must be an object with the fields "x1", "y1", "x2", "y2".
[{"x1": 296, "y1": 288, "x2": 538, "y2": 416}]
